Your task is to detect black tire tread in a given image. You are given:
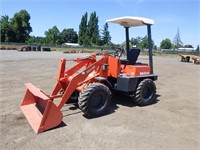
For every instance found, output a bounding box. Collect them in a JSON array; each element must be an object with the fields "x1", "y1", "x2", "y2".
[
  {"x1": 78, "y1": 83, "x2": 111, "y2": 118},
  {"x1": 134, "y1": 78, "x2": 156, "y2": 106}
]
